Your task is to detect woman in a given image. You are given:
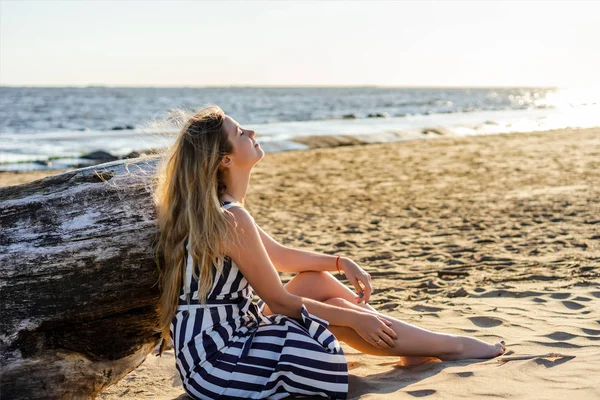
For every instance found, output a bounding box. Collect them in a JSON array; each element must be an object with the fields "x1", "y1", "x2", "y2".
[{"x1": 154, "y1": 105, "x2": 505, "y2": 400}]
